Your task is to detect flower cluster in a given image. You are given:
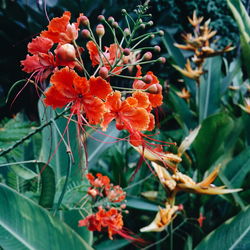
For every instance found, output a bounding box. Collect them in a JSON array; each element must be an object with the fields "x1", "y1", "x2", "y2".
[
  {"x1": 79, "y1": 173, "x2": 128, "y2": 240},
  {"x1": 174, "y1": 11, "x2": 234, "y2": 84},
  {"x1": 21, "y1": 7, "x2": 165, "y2": 147}
]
